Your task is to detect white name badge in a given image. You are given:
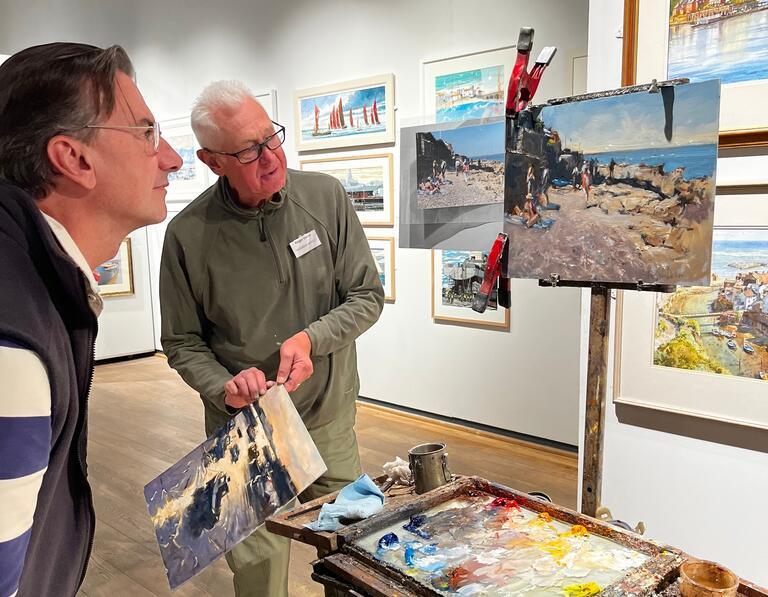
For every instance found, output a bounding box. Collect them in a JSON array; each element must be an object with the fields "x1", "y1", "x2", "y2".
[{"x1": 289, "y1": 230, "x2": 322, "y2": 258}]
